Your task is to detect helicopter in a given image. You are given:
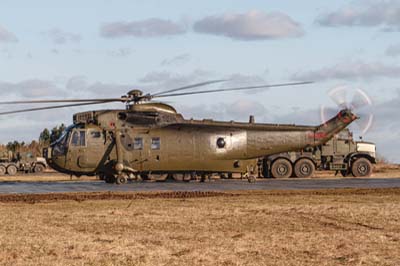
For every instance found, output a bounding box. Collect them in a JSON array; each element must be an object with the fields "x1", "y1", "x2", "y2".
[{"x1": 0, "y1": 80, "x2": 359, "y2": 184}]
